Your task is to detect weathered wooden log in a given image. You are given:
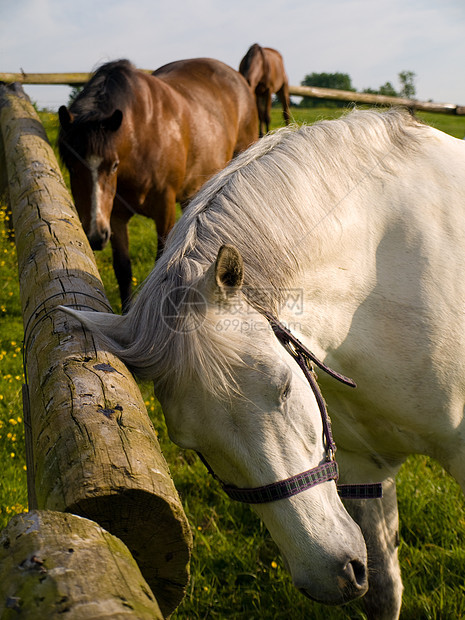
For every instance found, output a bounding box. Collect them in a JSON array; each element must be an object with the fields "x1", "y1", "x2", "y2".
[
  {"x1": 0, "y1": 83, "x2": 192, "y2": 618},
  {"x1": 289, "y1": 84, "x2": 463, "y2": 114},
  {"x1": 0, "y1": 510, "x2": 163, "y2": 619},
  {"x1": 0, "y1": 70, "x2": 152, "y2": 86},
  {"x1": 0, "y1": 72, "x2": 92, "y2": 85}
]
